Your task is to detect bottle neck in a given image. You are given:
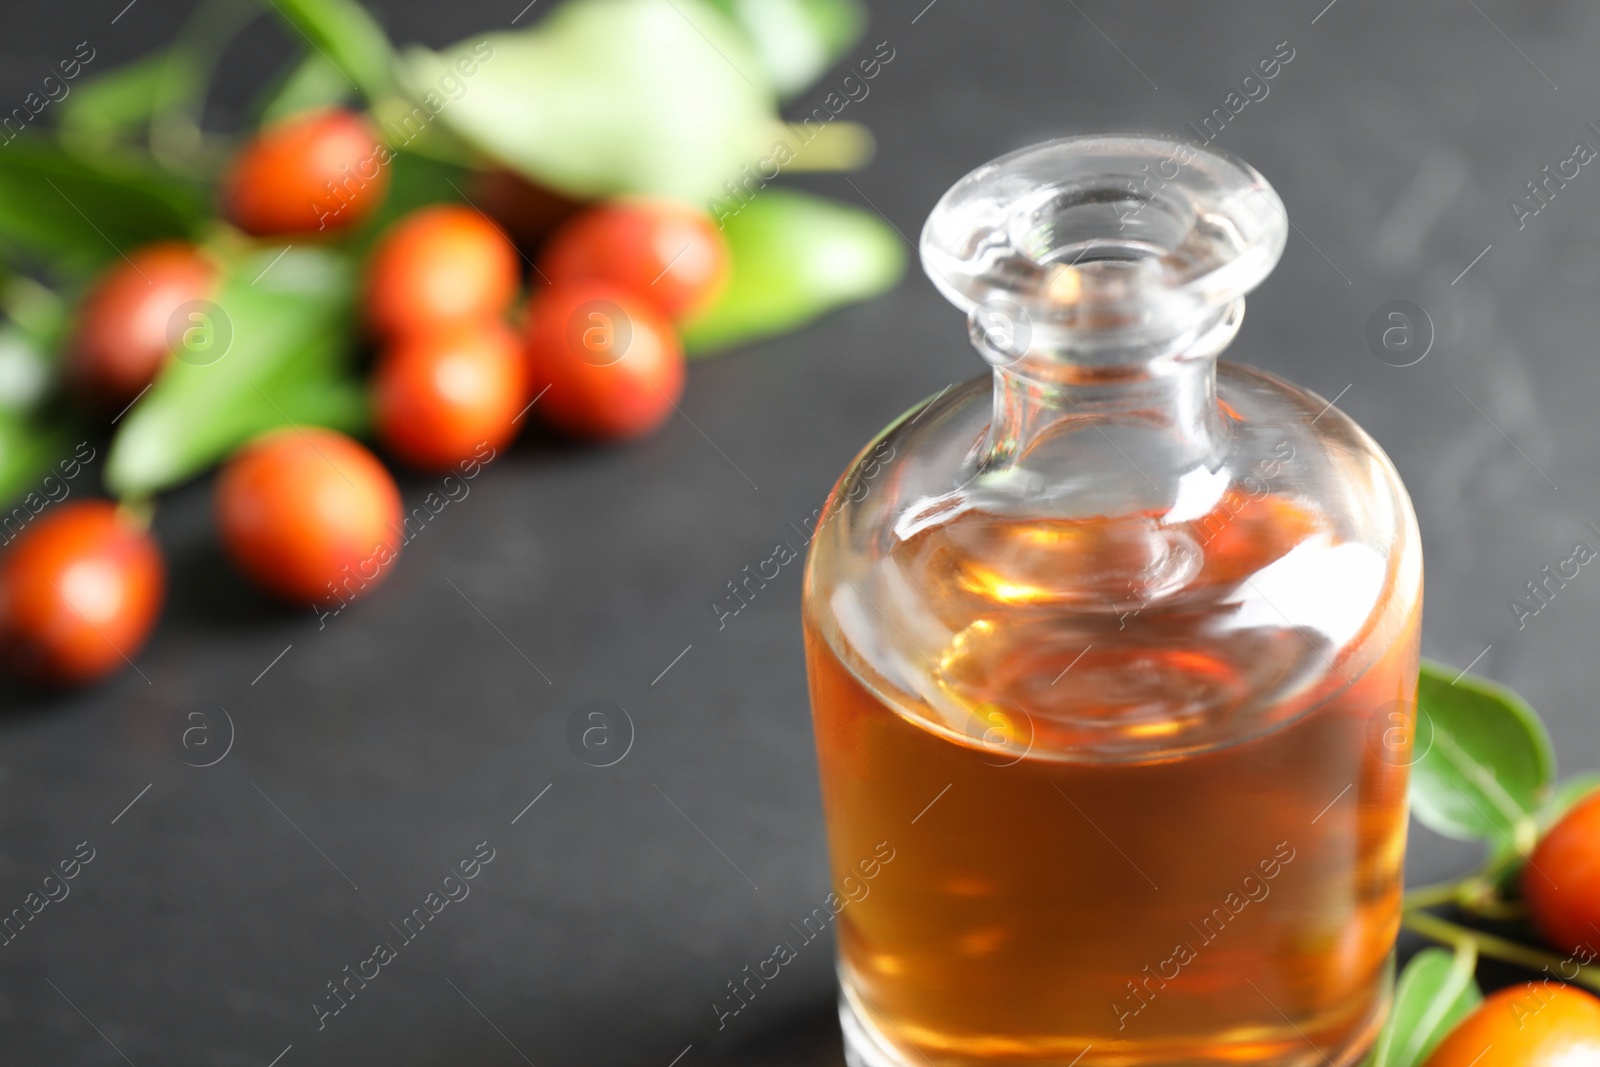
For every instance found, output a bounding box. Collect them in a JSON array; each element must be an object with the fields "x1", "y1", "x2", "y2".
[{"x1": 982, "y1": 301, "x2": 1239, "y2": 474}]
